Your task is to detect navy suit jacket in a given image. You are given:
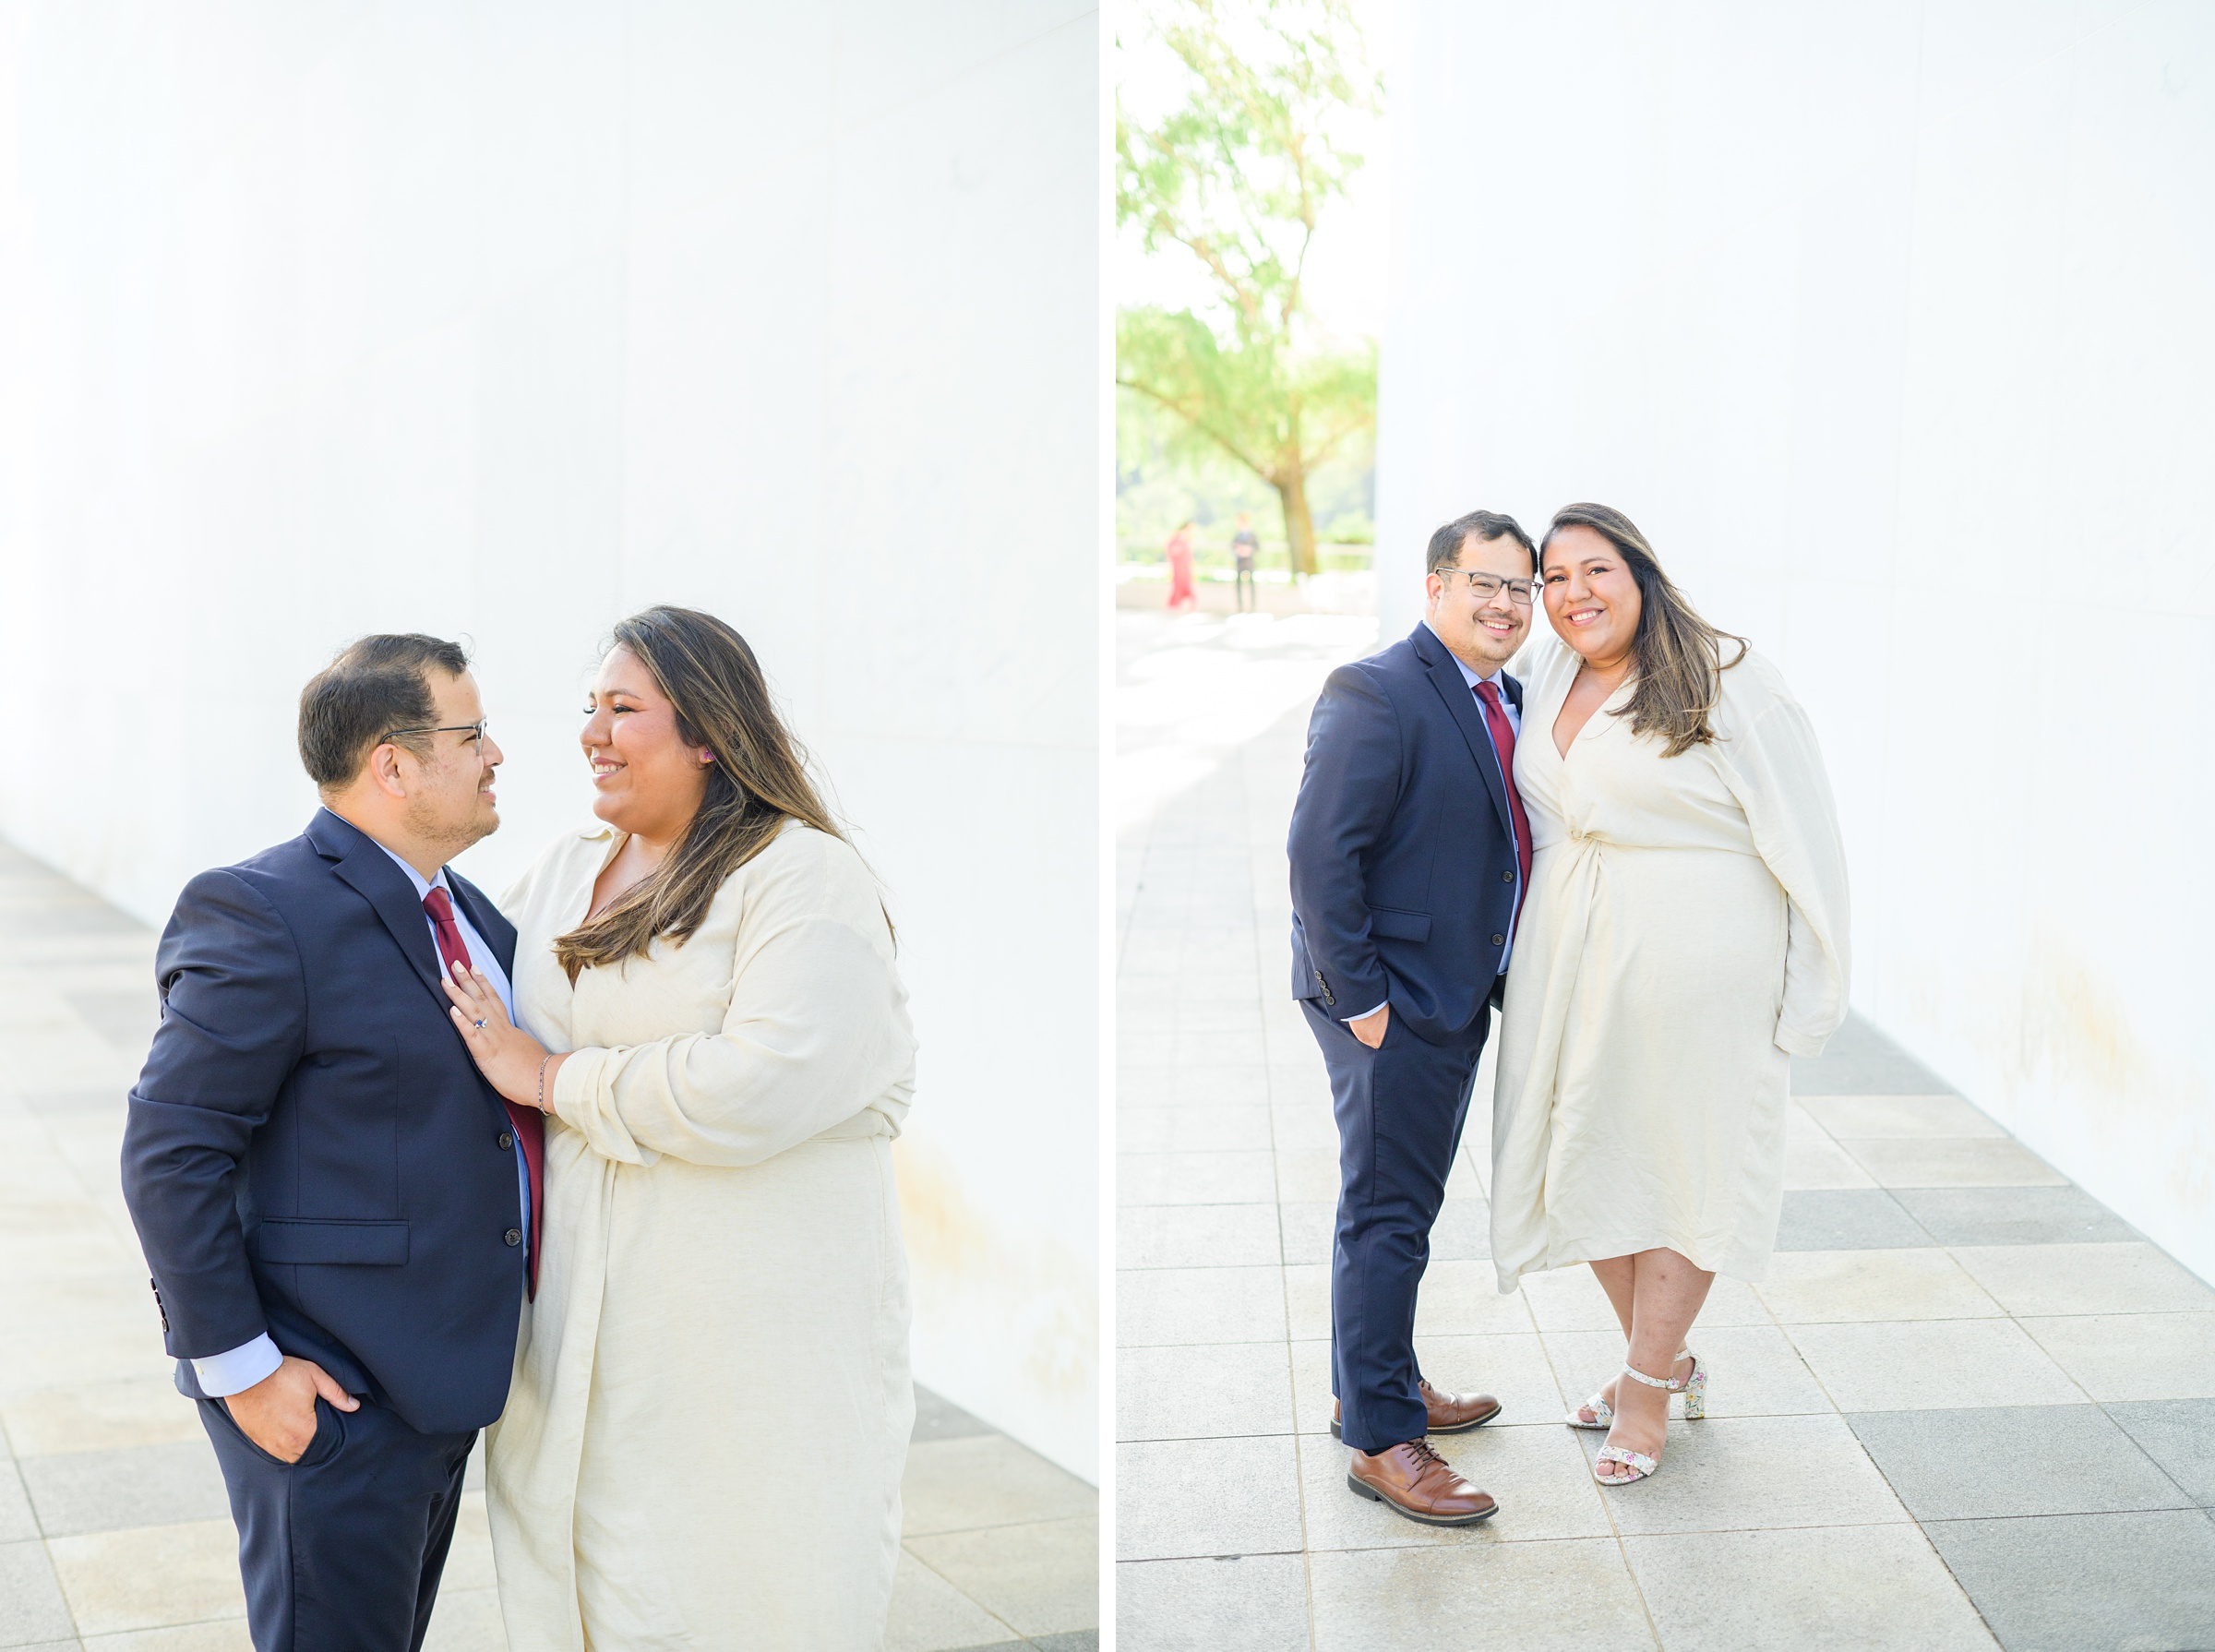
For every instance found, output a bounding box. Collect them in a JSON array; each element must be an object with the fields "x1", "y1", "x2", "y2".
[
  {"x1": 1287, "y1": 623, "x2": 1525, "y2": 1044},
  {"x1": 120, "y1": 808, "x2": 526, "y2": 1435}
]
